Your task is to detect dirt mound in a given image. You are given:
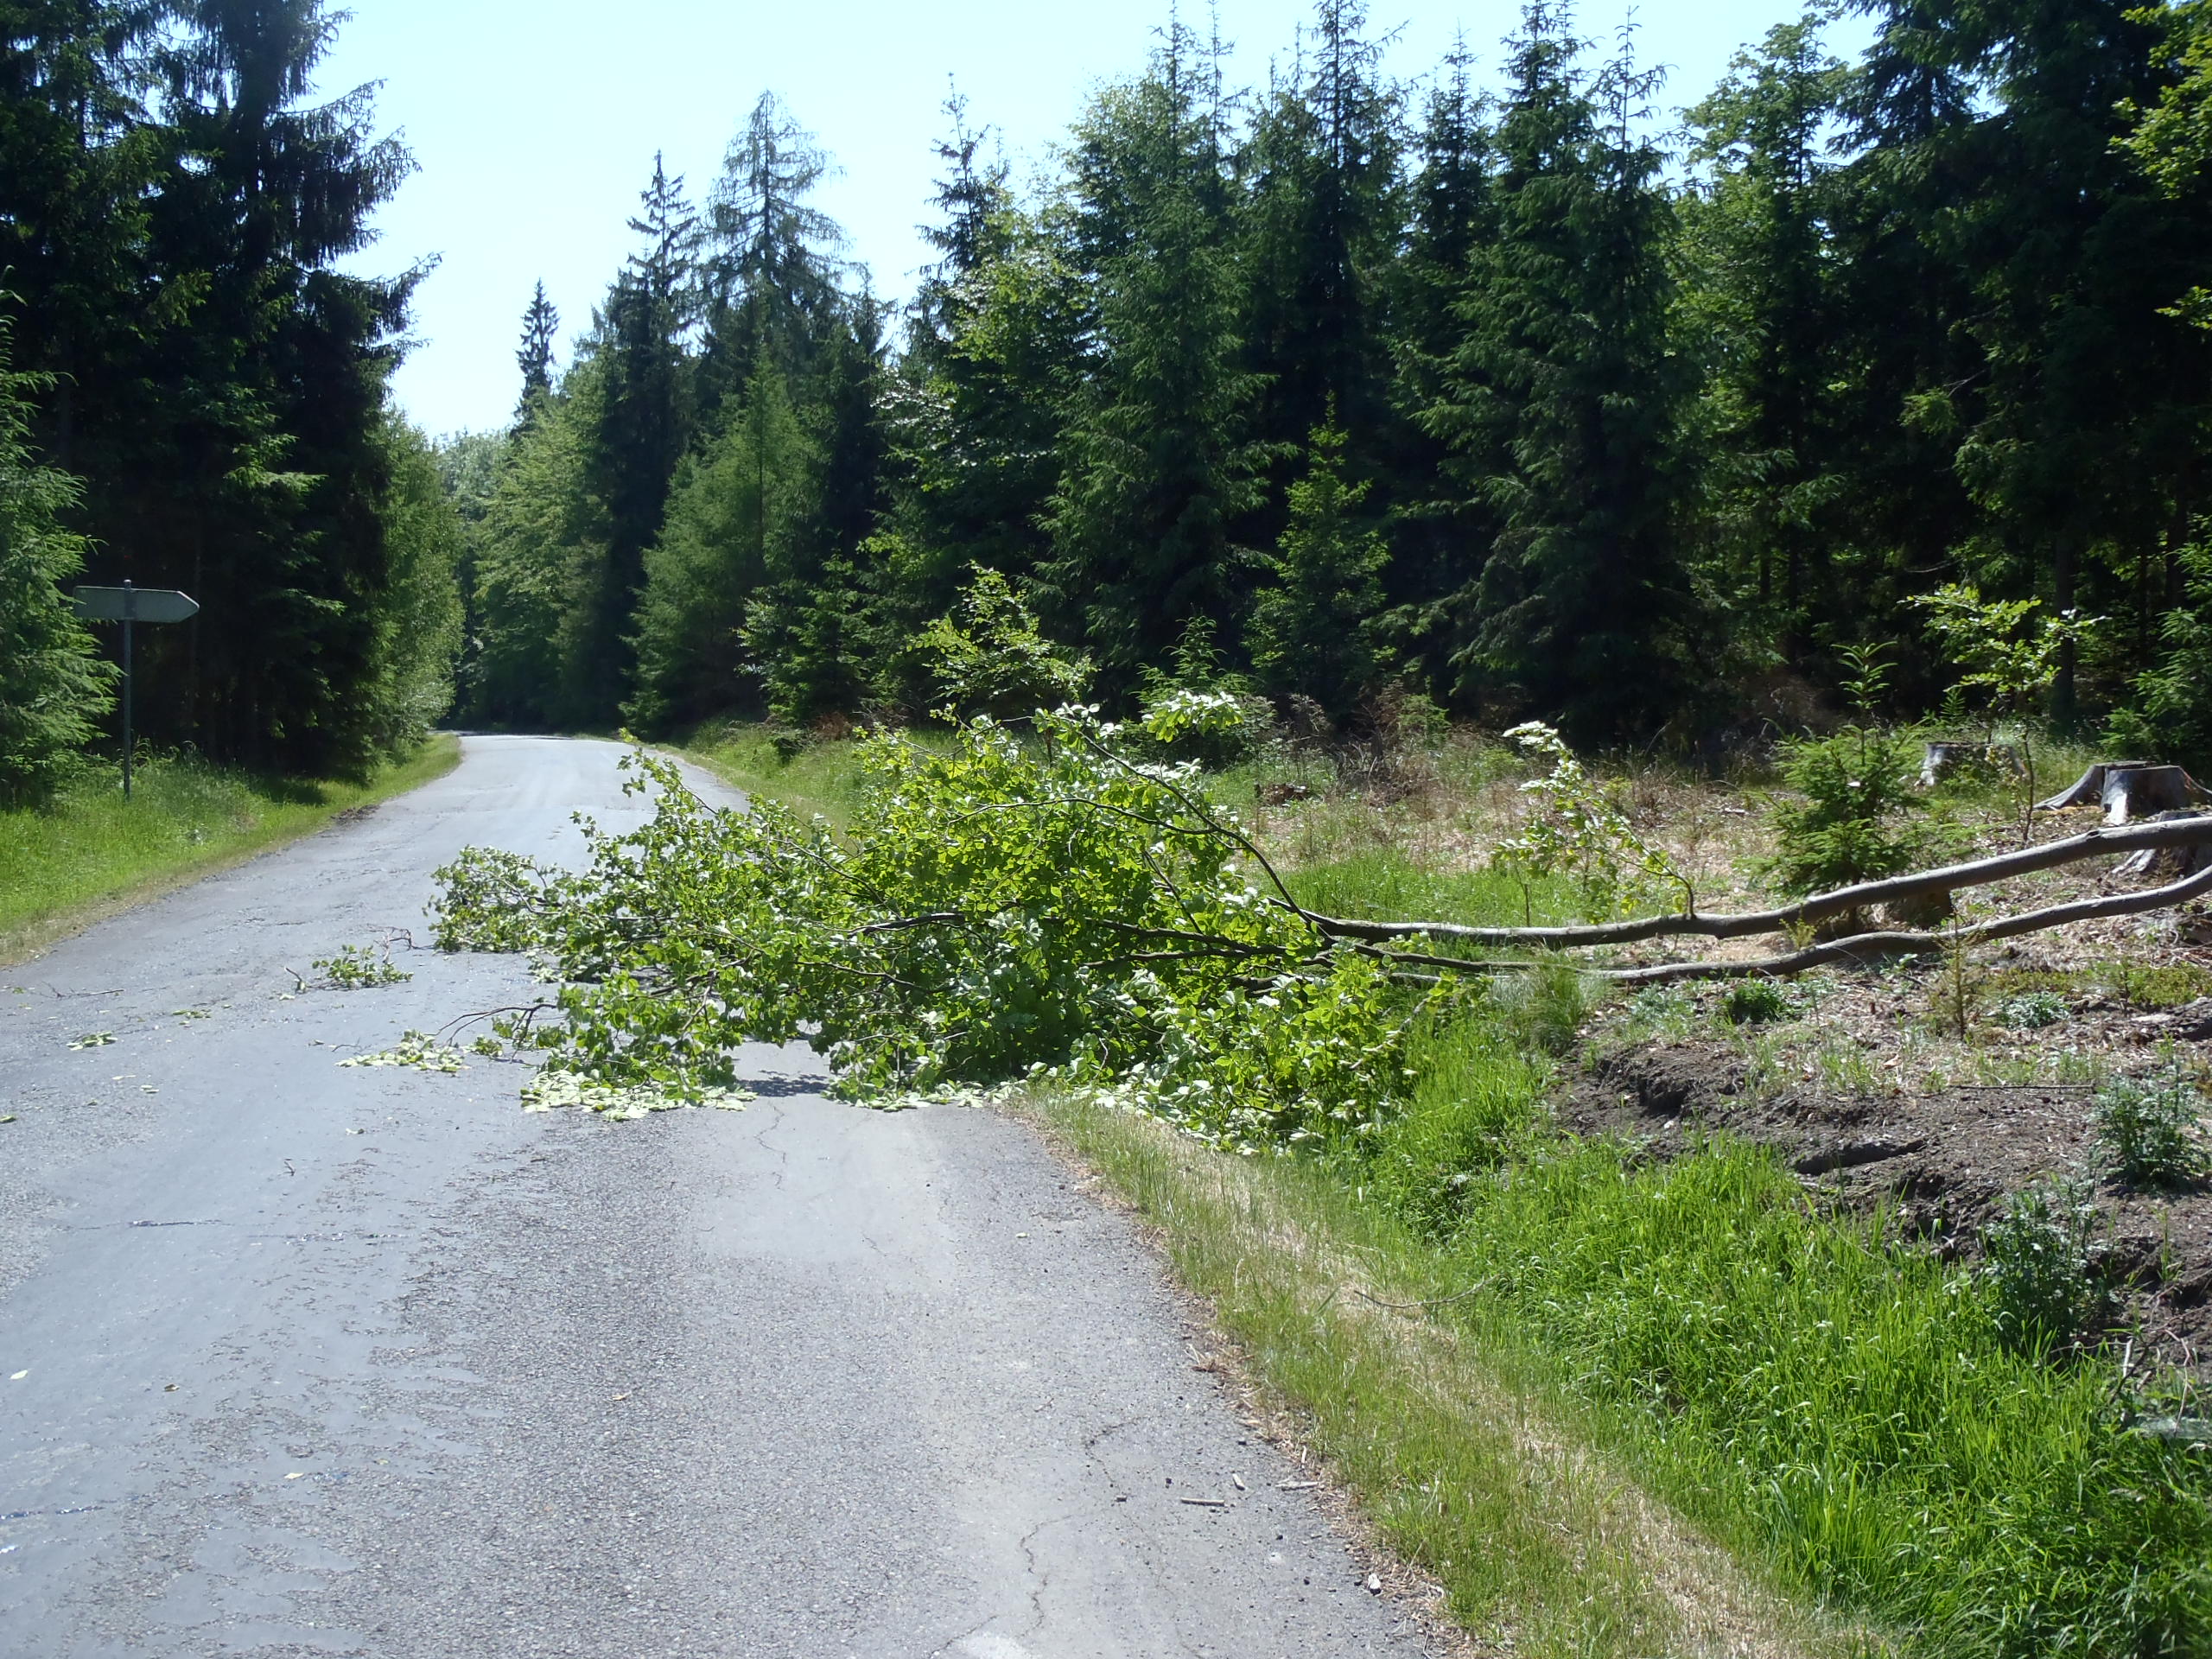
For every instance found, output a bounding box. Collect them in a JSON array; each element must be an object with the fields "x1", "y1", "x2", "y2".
[{"x1": 1562, "y1": 1043, "x2": 2212, "y2": 1376}]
